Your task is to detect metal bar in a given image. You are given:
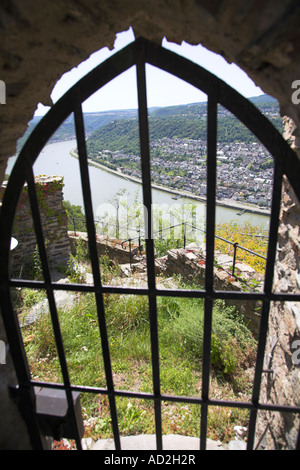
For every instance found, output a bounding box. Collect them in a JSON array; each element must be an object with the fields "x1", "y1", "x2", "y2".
[
  {"x1": 29, "y1": 379, "x2": 300, "y2": 414},
  {"x1": 263, "y1": 161, "x2": 283, "y2": 296},
  {"x1": 247, "y1": 300, "x2": 270, "y2": 450},
  {"x1": 159, "y1": 212, "x2": 163, "y2": 240},
  {"x1": 73, "y1": 99, "x2": 121, "y2": 450},
  {"x1": 235, "y1": 244, "x2": 267, "y2": 260},
  {"x1": 136, "y1": 42, "x2": 162, "y2": 450},
  {"x1": 247, "y1": 160, "x2": 283, "y2": 450},
  {"x1": 0, "y1": 263, "x2": 33, "y2": 389},
  {"x1": 72, "y1": 217, "x2": 77, "y2": 236},
  {"x1": 25, "y1": 167, "x2": 83, "y2": 450},
  {"x1": 232, "y1": 242, "x2": 238, "y2": 276},
  {"x1": 138, "y1": 230, "x2": 142, "y2": 254},
  {"x1": 297, "y1": 426, "x2": 300, "y2": 450},
  {"x1": 122, "y1": 221, "x2": 184, "y2": 244},
  {"x1": 129, "y1": 238, "x2": 132, "y2": 269},
  {"x1": 0, "y1": 168, "x2": 40, "y2": 442},
  {"x1": 200, "y1": 92, "x2": 218, "y2": 450},
  {"x1": 9, "y1": 277, "x2": 300, "y2": 302}
]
